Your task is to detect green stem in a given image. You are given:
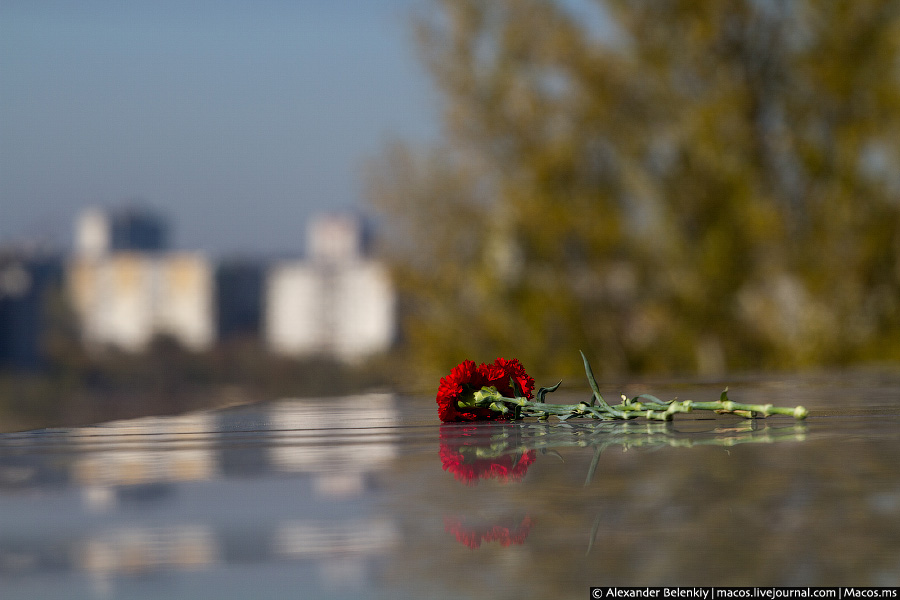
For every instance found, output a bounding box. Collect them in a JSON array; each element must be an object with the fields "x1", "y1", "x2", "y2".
[
  {"x1": 465, "y1": 367, "x2": 808, "y2": 421},
  {"x1": 688, "y1": 400, "x2": 808, "y2": 419},
  {"x1": 476, "y1": 395, "x2": 807, "y2": 422}
]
